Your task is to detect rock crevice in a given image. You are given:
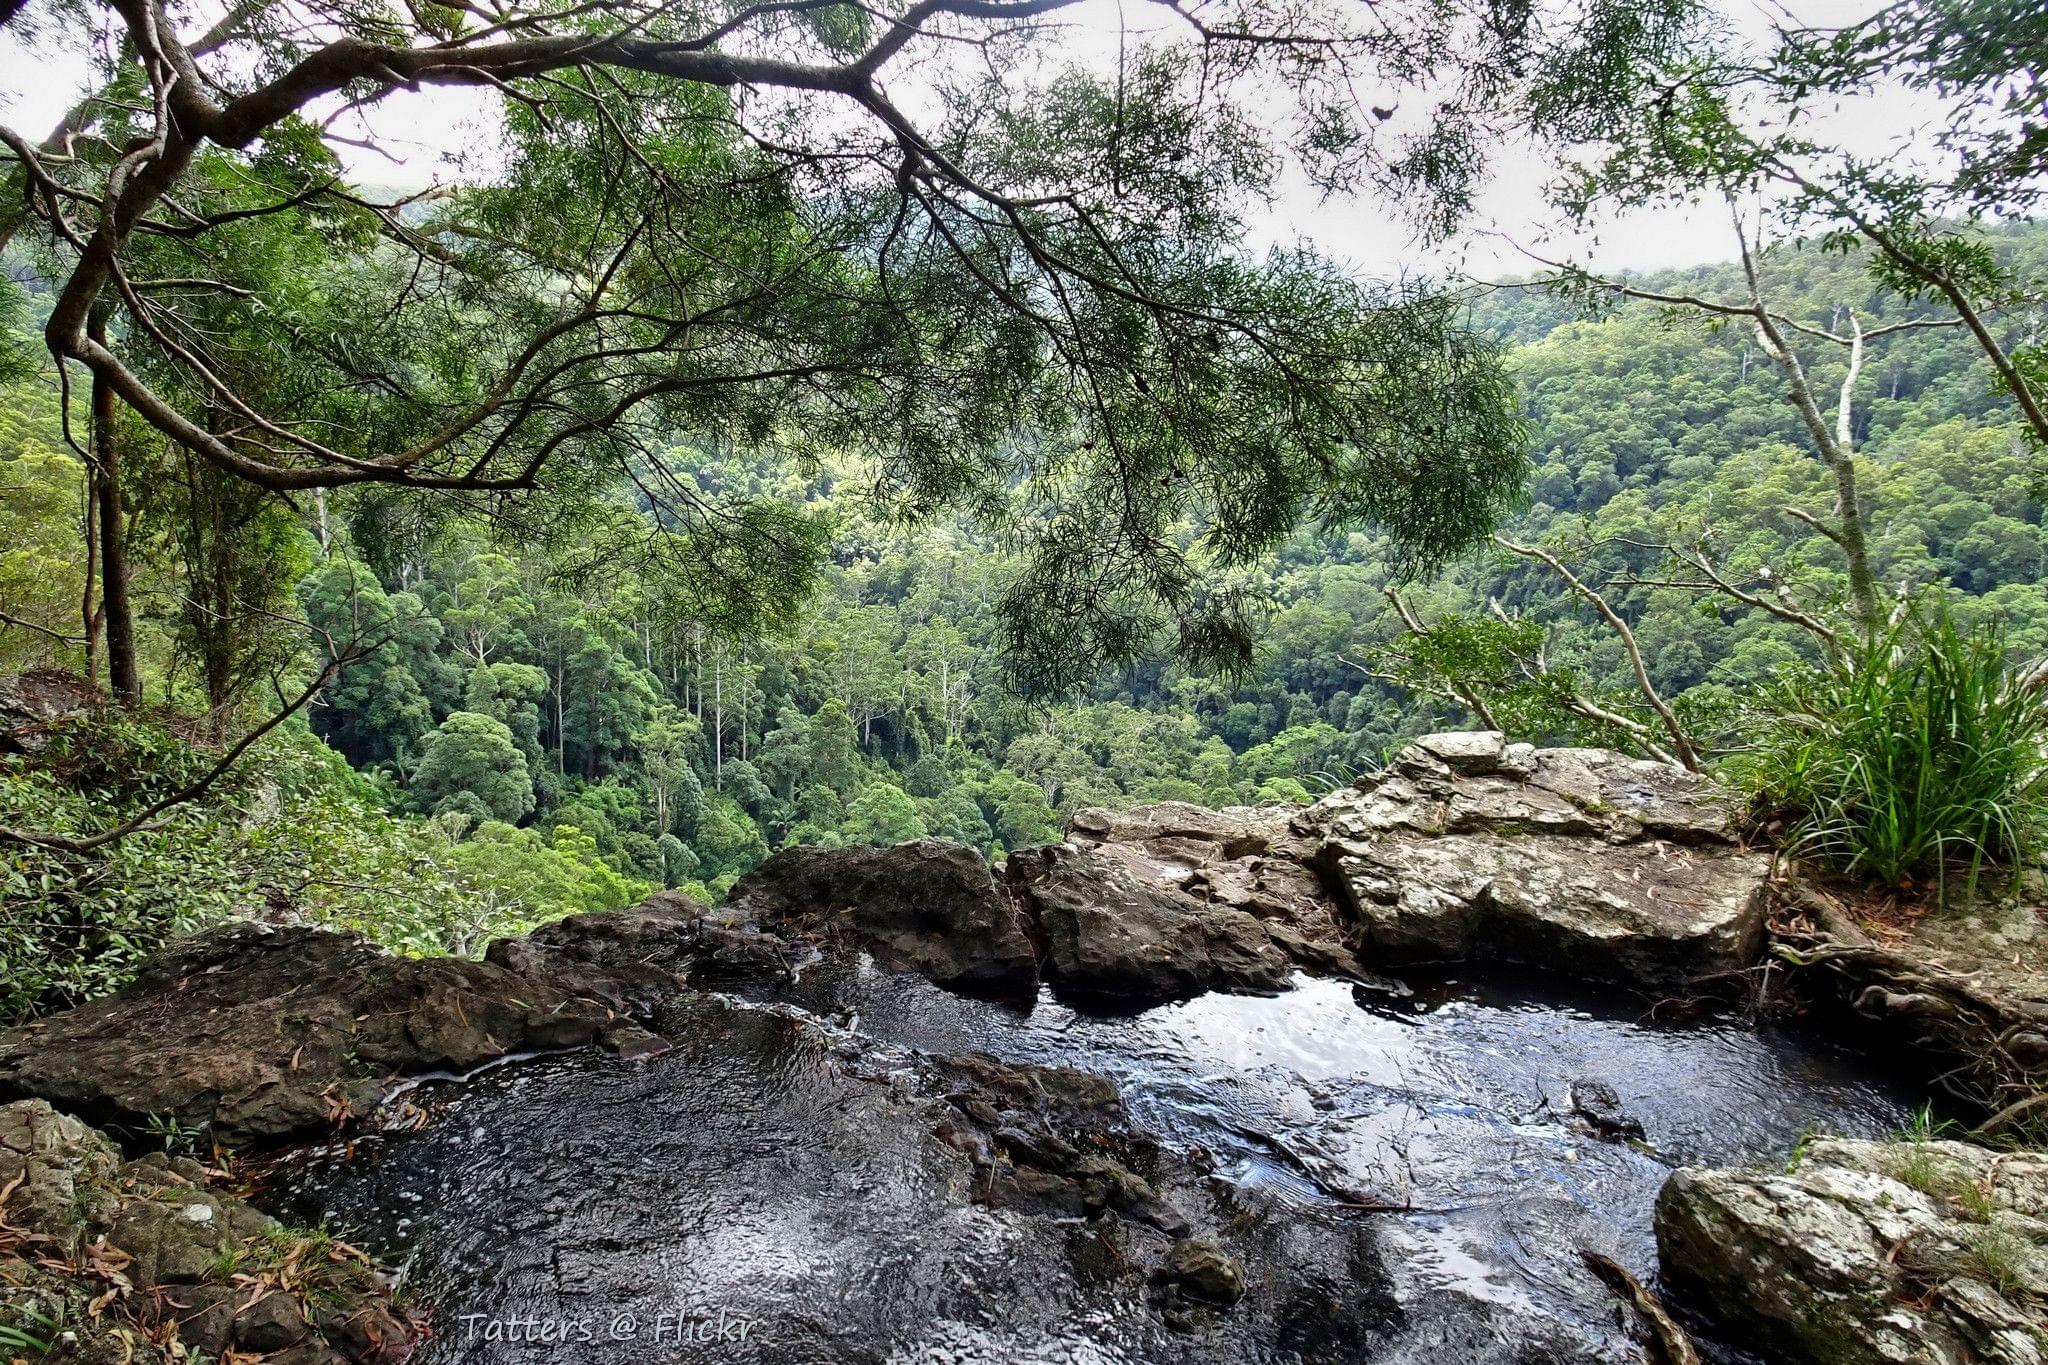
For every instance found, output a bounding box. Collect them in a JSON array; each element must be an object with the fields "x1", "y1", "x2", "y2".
[{"x1": 0, "y1": 1099, "x2": 414, "y2": 1364}]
